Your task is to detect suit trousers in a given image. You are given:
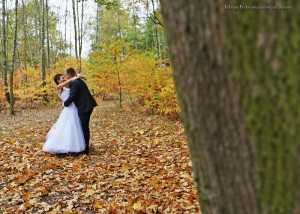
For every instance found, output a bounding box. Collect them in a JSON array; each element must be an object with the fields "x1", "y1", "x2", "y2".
[{"x1": 79, "y1": 110, "x2": 93, "y2": 154}]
